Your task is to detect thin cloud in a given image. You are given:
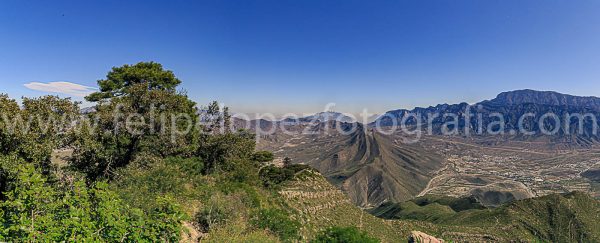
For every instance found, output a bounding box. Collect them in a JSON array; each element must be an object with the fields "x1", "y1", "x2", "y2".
[{"x1": 24, "y1": 81, "x2": 96, "y2": 97}]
